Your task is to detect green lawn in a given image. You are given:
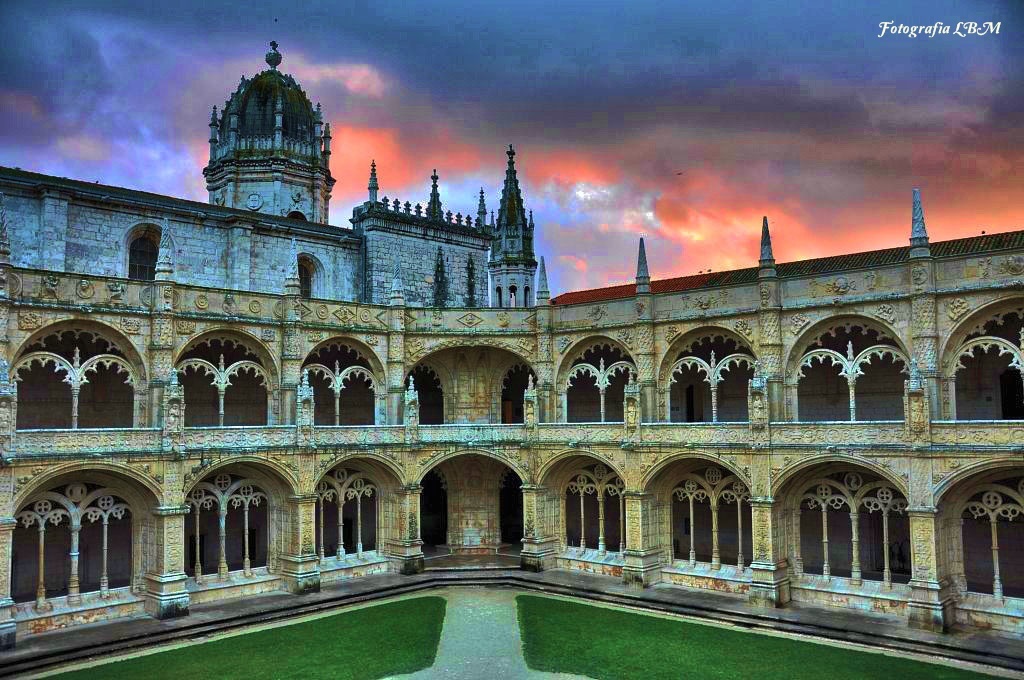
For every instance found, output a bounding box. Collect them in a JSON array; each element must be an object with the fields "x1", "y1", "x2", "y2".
[
  {"x1": 516, "y1": 595, "x2": 995, "y2": 680},
  {"x1": 54, "y1": 596, "x2": 446, "y2": 680}
]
